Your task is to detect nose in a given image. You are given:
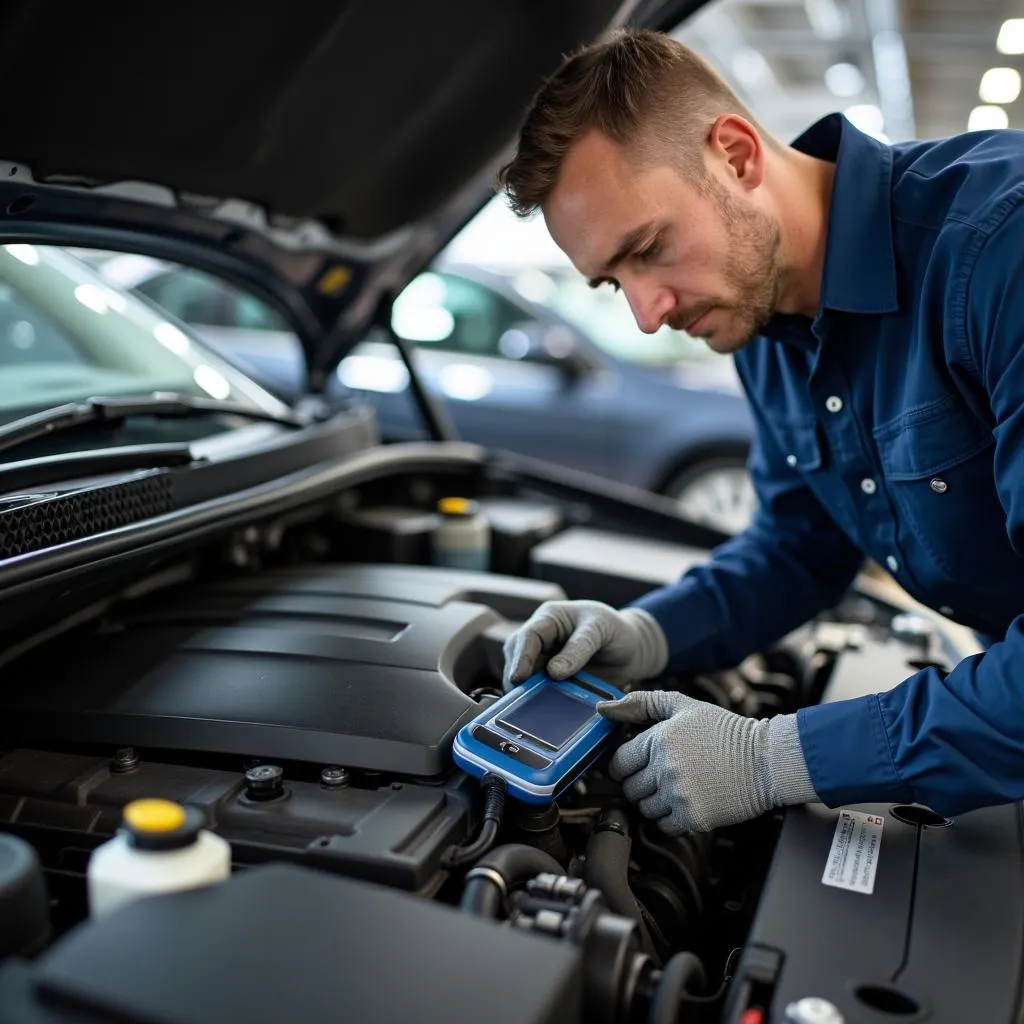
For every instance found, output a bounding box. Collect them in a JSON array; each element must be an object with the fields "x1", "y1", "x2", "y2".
[{"x1": 622, "y1": 280, "x2": 675, "y2": 335}]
